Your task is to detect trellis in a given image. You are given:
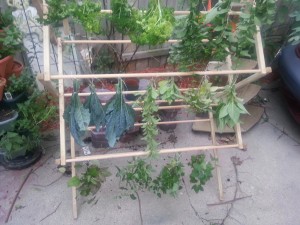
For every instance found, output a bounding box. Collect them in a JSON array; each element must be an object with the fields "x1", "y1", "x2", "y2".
[{"x1": 42, "y1": 3, "x2": 271, "y2": 219}]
